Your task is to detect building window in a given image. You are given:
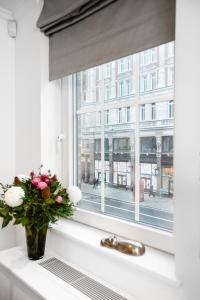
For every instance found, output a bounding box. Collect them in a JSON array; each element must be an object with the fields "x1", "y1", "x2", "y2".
[
  {"x1": 151, "y1": 48, "x2": 157, "y2": 62},
  {"x1": 105, "y1": 85, "x2": 111, "y2": 100},
  {"x1": 68, "y1": 41, "x2": 175, "y2": 238},
  {"x1": 162, "y1": 136, "x2": 173, "y2": 154},
  {"x1": 143, "y1": 50, "x2": 150, "y2": 65},
  {"x1": 105, "y1": 110, "x2": 110, "y2": 124},
  {"x1": 104, "y1": 63, "x2": 111, "y2": 77},
  {"x1": 127, "y1": 56, "x2": 132, "y2": 71},
  {"x1": 140, "y1": 104, "x2": 145, "y2": 121},
  {"x1": 150, "y1": 72, "x2": 157, "y2": 90},
  {"x1": 142, "y1": 48, "x2": 157, "y2": 65},
  {"x1": 142, "y1": 75, "x2": 148, "y2": 92},
  {"x1": 118, "y1": 81, "x2": 125, "y2": 97},
  {"x1": 169, "y1": 100, "x2": 174, "y2": 118},
  {"x1": 151, "y1": 103, "x2": 156, "y2": 120},
  {"x1": 113, "y1": 138, "x2": 130, "y2": 152},
  {"x1": 118, "y1": 58, "x2": 125, "y2": 73},
  {"x1": 140, "y1": 137, "x2": 157, "y2": 154},
  {"x1": 118, "y1": 108, "x2": 122, "y2": 123},
  {"x1": 126, "y1": 106, "x2": 130, "y2": 122}
]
